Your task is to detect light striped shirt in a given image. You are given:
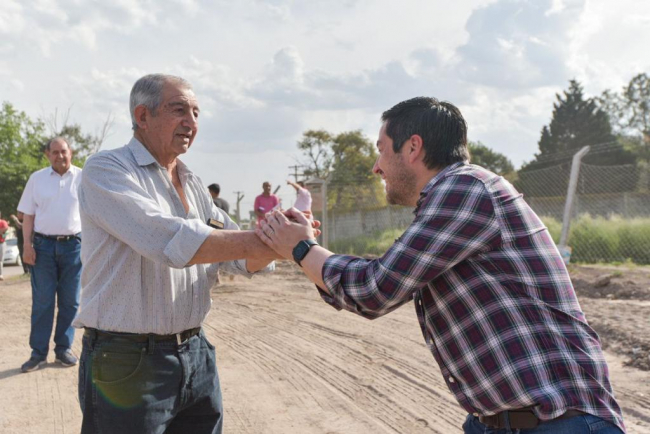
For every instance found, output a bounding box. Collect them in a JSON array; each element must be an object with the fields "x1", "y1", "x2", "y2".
[{"x1": 73, "y1": 138, "x2": 270, "y2": 334}]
